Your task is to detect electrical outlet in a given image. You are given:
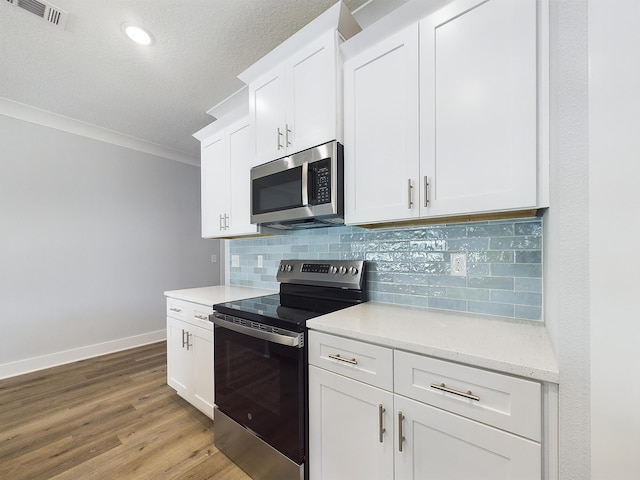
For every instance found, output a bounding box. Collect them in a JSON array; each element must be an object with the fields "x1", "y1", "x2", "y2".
[
  {"x1": 231, "y1": 255, "x2": 240, "y2": 268},
  {"x1": 451, "y1": 253, "x2": 467, "y2": 277},
  {"x1": 257, "y1": 255, "x2": 263, "y2": 268},
  {"x1": 210, "y1": 254, "x2": 217, "y2": 263}
]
